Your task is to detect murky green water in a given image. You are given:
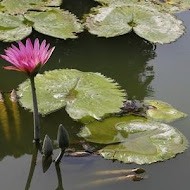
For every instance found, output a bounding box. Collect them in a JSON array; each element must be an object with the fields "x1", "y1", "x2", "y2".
[{"x1": 0, "y1": 1, "x2": 190, "y2": 189}]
